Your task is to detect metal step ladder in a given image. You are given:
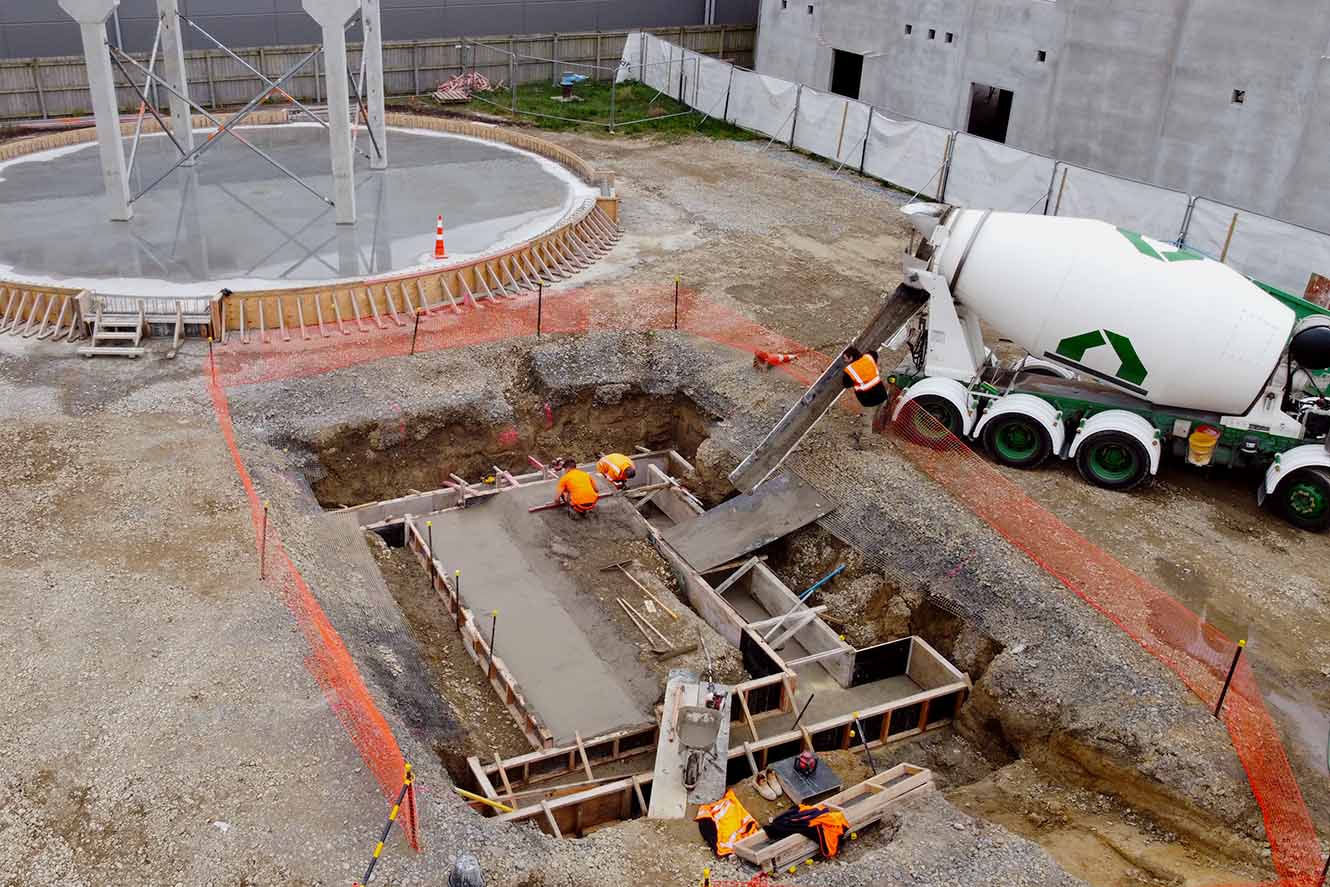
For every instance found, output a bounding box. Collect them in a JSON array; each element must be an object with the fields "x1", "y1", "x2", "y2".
[{"x1": 78, "y1": 298, "x2": 148, "y2": 358}]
